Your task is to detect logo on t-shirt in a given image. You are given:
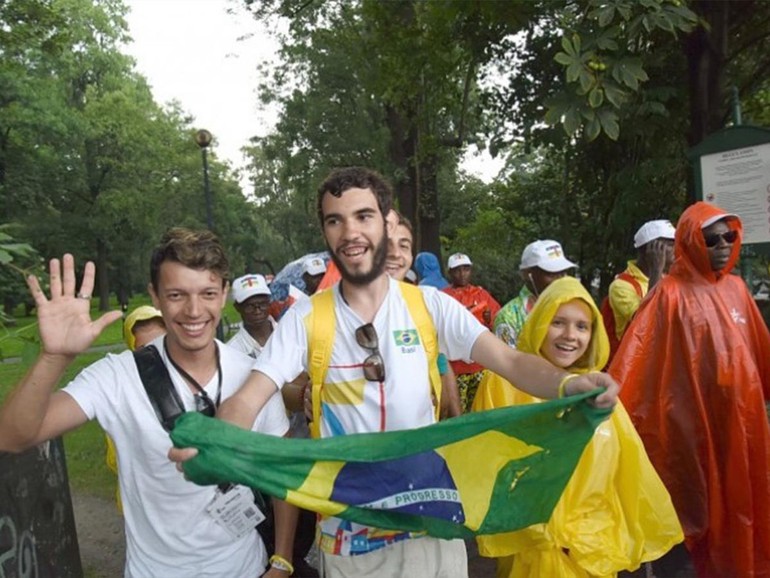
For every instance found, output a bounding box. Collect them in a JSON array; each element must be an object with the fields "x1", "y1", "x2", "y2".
[{"x1": 393, "y1": 329, "x2": 420, "y2": 348}]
